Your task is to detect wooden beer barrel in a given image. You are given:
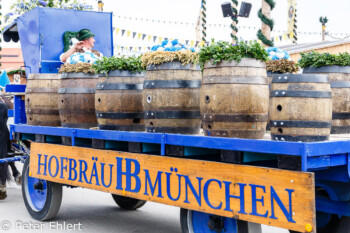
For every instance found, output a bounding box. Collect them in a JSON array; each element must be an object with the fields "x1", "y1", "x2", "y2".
[
  {"x1": 270, "y1": 74, "x2": 332, "y2": 142},
  {"x1": 201, "y1": 58, "x2": 269, "y2": 139},
  {"x1": 143, "y1": 62, "x2": 201, "y2": 134},
  {"x1": 95, "y1": 70, "x2": 145, "y2": 131},
  {"x1": 25, "y1": 73, "x2": 60, "y2": 126},
  {"x1": 303, "y1": 66, "x2": 350, "y2": 134},
  {"x1": 58, "y1": 72, "x2": 98, "y2": 128}
]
